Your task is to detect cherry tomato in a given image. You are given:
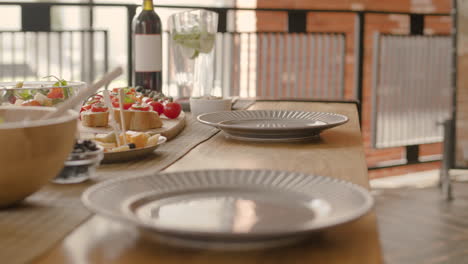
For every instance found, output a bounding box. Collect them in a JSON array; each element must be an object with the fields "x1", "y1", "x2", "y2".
[
  {"x1": 79, "y1": 106, "x2": 89, "y2": 119},
  {"x1": 144, "y1": 97, "x2": 153, "y2": 104},
  {"x1": 21, "y1": 99, "x2": 42, "y2": 106},
  {"x1": 164, "y1": 102, "x2": 182, "y2": 119},
  {"x1": 91, "y1": 104, "x2": 108, "y2": 112},
  {"x1": 126, "y1": 88, "x2": 136, "y2": 94},
  {"x1": 80, "y1": 105, "x2": 91, "y2": 113},
  {"x1": 84, "y1": 103, "x2": 94, "y2": 109},
  {"x1": 130, "y1": 103, "x2": 150, "y2": 111},
  {"x1": 149, "y1": 101, "x2": 164, "y2": 115},
  {"x1": 47, "y1": 88, "x2": 64, "y2": 99},
  {"x1": 112, "y1": 100, "x2": 133, "y2": 110}
]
